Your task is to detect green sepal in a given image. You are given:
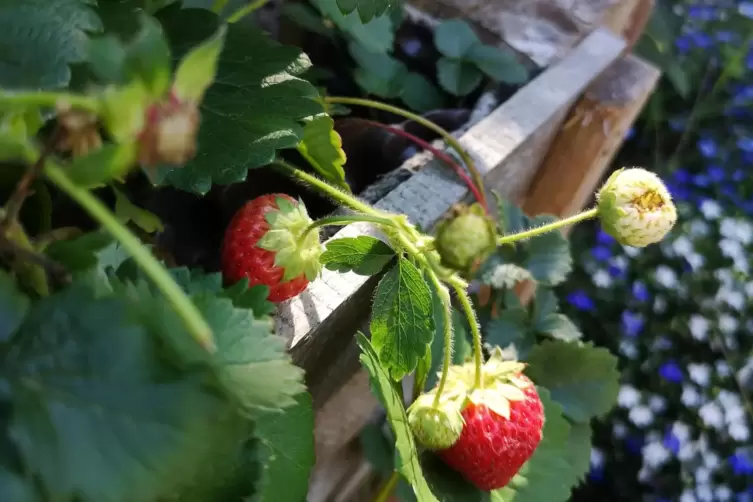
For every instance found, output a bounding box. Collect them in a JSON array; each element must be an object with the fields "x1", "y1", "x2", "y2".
[
  {"x1": 173, "y1": 25, "x2": 228, "y2": 103},
  {"x1": 100, "y1": 81, "x2": 150, "y2": 142}
]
